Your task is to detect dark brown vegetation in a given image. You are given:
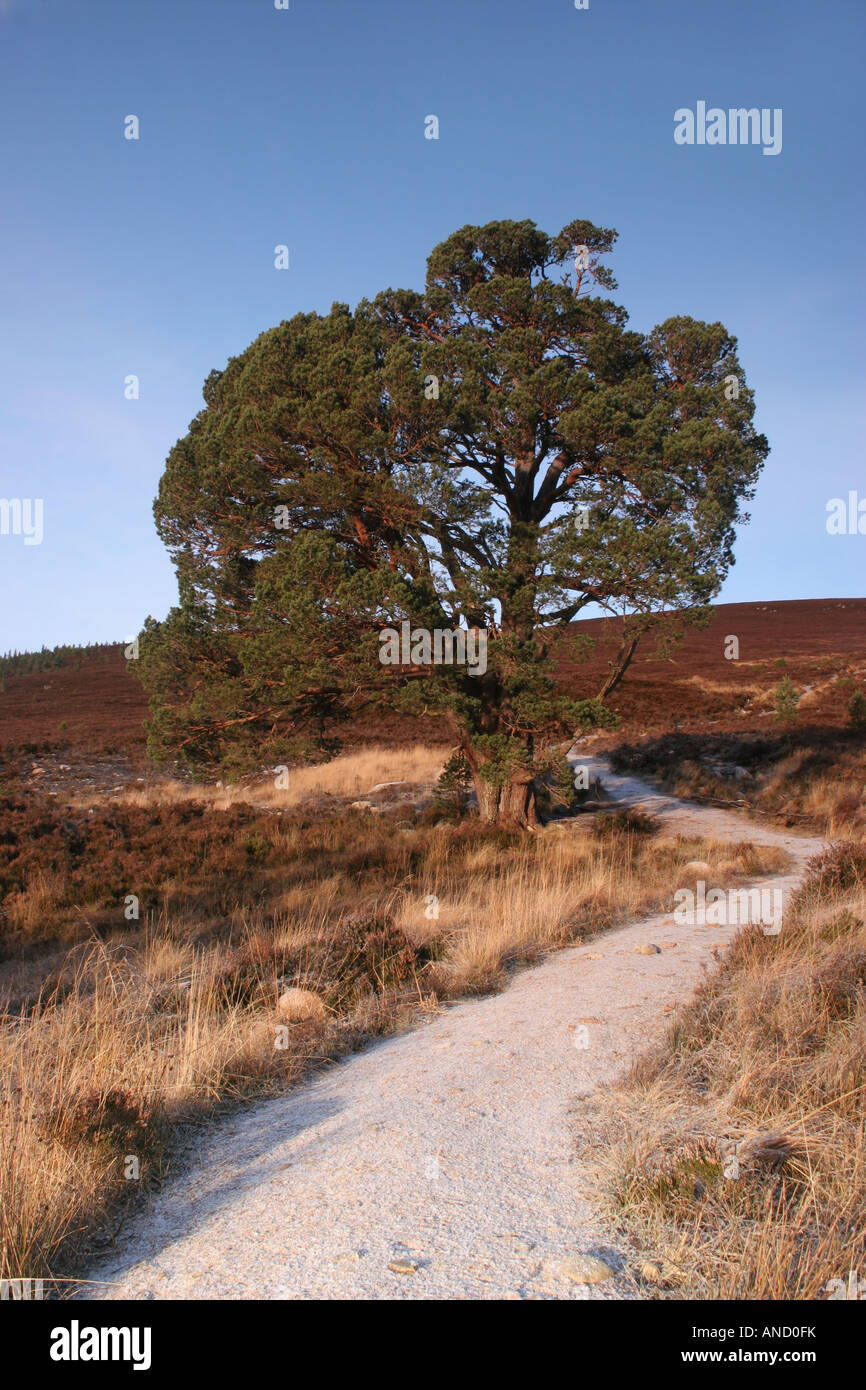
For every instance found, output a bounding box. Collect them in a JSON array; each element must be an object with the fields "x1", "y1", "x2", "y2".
[
  {"x1": 1, "y1": 600, "x2": 866, "y2": 811},
  {"x1": 3, "y1": 599, "x2": 864, "y2": 781}
]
